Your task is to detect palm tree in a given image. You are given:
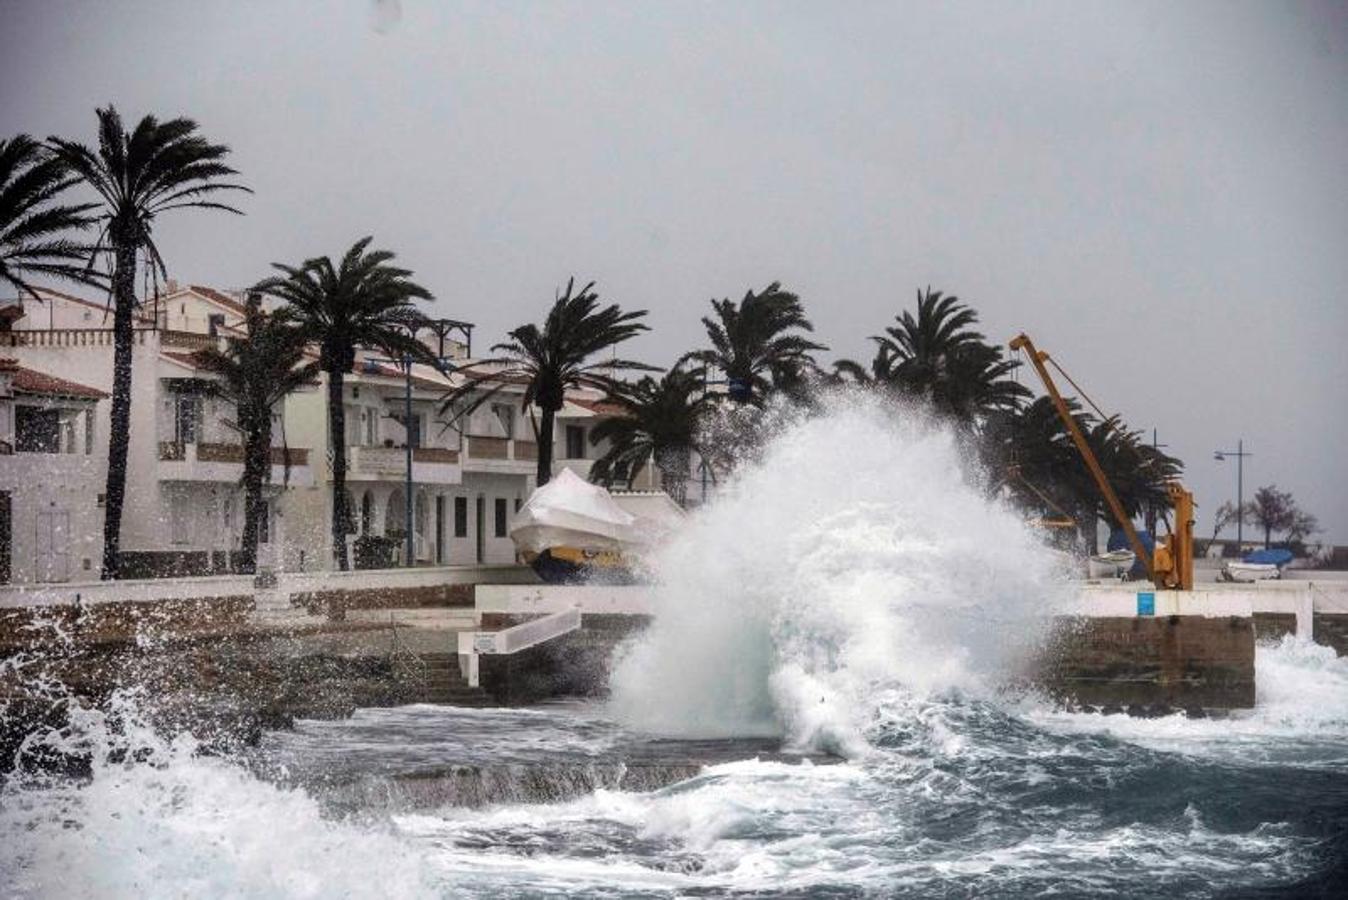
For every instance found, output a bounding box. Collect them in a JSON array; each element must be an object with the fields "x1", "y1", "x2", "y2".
[
  {"x1": 588, "y1": 364, "x2": 711, "y2": 505},
  {"x1": 193, "y1": 297, "x2": 318, "y2": 573},
  {"x1": 0, "y1": 134, "x2": 98, "y2": 299},
  {"x1": 440, "y1": 278, "x2": 653, "y2": 487},
  {"x1": 48, "y1": 107, "x2": 248, "y2": 579},
  {"x1": 687, "y1": 282, "x2": 826, "y2": 405},
  {"x1": 985, "y1": 397, "x2": 1182, "y2": 553},
  {"x1": 254, "y1": 237, "x2": 435, "y2": 571},
  {"x1": 831, "y1": 344, "x2": 897, "y2": 388},
  {"x1": 862, "y1": 287, "x2": 1026, "y2": 424}
]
